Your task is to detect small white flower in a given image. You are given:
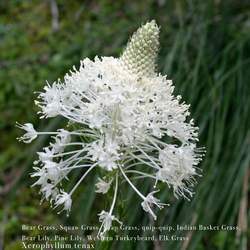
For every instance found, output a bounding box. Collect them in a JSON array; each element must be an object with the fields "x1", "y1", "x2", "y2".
[
  {"x1": 36, "y1": 82, "x2": 63, "y2": 118},
  {"x1": 157, "y1": 144, "x2": 202, "y2": 199},
  {"x1": 37, "y1": 147, "x2": 55, "y2": 162},
  {"x1": 44, "y1": 160, "x2": 62, "y2": 183},
  {"x1": 31, "y1": 167, "x2": 48, "y2": 187},
  {"x1": 16, "y1": 123, "x2": 37, "y2": 143},
  {"x1": 88, "y1": 137, "x2": 120, "y2": 171},
  {"x1": 95, "y1": 177, "x2": 112, "y2": 194},
  {"x1": 52, "y1": 129, "x2": 71, "y2": 153},
  {"x1": 54, "y1": 191, "x2": 72, "y2": 215},
  {"x1": 98, "y1": 210, "x2": 122, "y2": 236},
  {"x1": 141, "y1": 190, "x2": 167, "y2": 220},
  {"x1": 40, "y1": 183, "x2": 59, "y2": 201}
]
